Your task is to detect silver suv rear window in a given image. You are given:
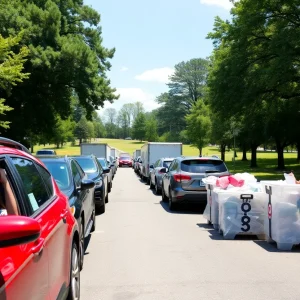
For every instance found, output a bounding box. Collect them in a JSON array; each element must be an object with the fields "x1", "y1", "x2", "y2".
[{"x1": 181, "y1": 159, "x2": 227, "y2": 173}]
